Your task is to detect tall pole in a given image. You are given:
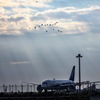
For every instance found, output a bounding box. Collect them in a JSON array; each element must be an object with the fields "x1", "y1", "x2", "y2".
[{"x1": 76, "y1": 54, "x2": 83, "y2": 91}]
